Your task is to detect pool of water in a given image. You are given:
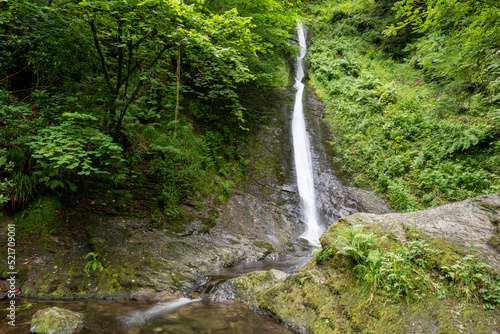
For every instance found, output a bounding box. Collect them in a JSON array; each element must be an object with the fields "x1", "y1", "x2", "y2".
[
  {"x1": 1, "y1": 297, "x2": 293, "y2": 334},
  {"x1": 1, "y1": 256, "x2": 311, "y2": 333}
]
